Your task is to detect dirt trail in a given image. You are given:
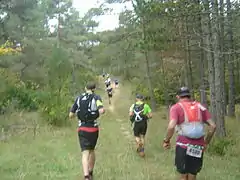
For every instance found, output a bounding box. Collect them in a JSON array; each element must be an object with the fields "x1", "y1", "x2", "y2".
[{"x1": 104, "y1": 83, "x2": 135, "y2": 141}]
